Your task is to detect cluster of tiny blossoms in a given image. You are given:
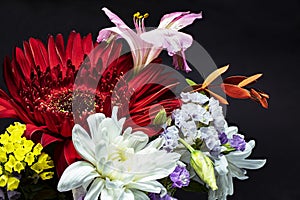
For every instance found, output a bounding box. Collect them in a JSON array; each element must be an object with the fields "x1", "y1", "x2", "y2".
[
  {"x1": 0, "y1": 122, "x2": 54, "y2": 192},
  {"x1": 159, "y1": 92, "x2": 265, "y2": 200}
]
